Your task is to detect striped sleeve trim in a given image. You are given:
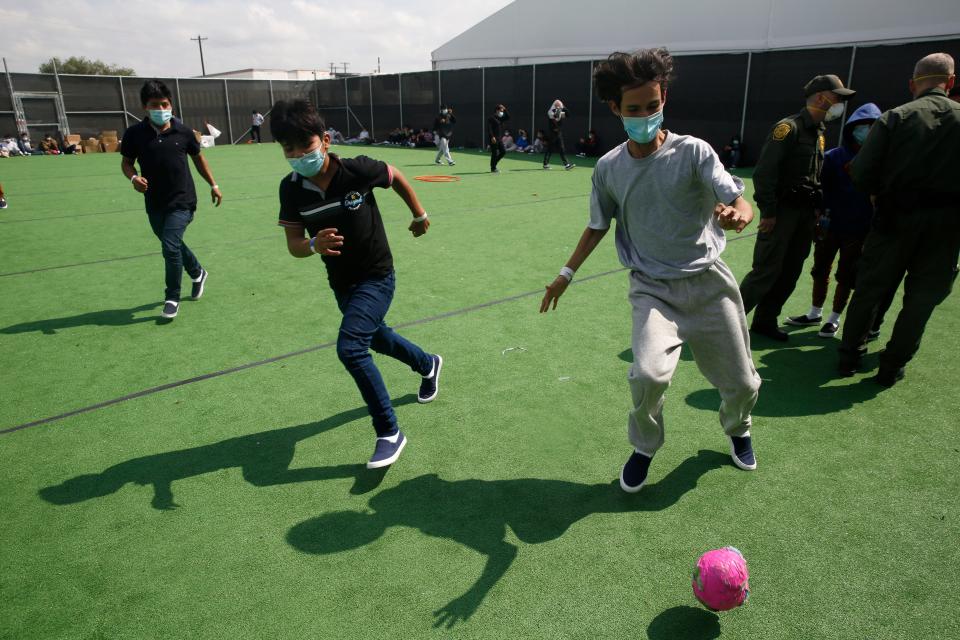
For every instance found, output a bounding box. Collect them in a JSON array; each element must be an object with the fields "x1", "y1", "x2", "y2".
[{"x1": 278, "y1": 220, "x2": 305, "y2": 228}]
